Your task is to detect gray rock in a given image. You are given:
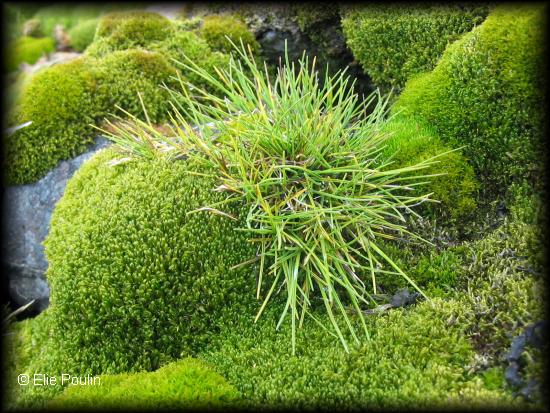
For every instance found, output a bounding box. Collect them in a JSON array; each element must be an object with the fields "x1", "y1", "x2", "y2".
[
  {"x1": 2, "y1": 137, "x2": 111, "y2": 312},
  {"x1": 390, "y1": 288, "x2": 419, "y2": 308}
]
